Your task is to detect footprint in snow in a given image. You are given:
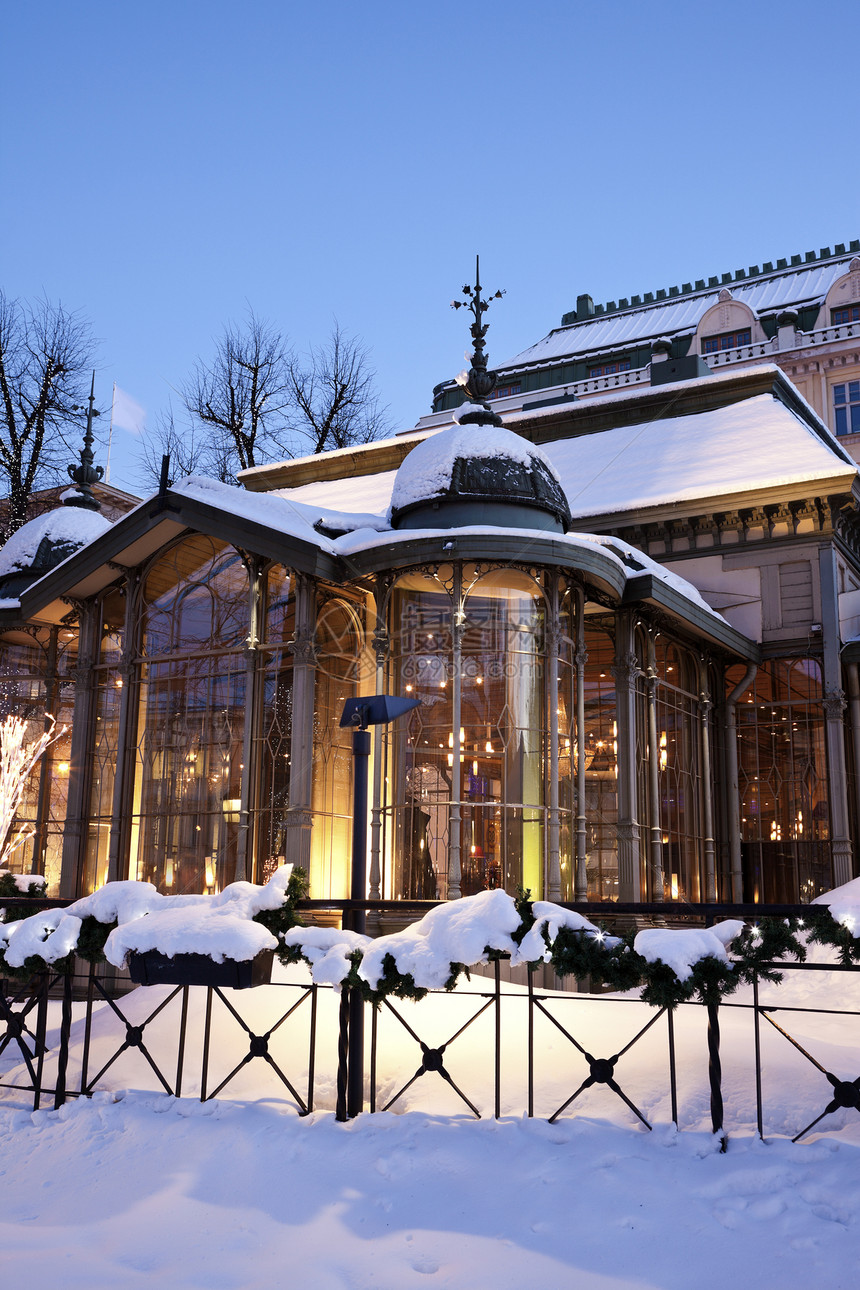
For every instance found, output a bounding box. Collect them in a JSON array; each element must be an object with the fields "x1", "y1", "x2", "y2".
[{"x1": 410, "y1": 1256, "x2": 440, "y2": 1274}]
